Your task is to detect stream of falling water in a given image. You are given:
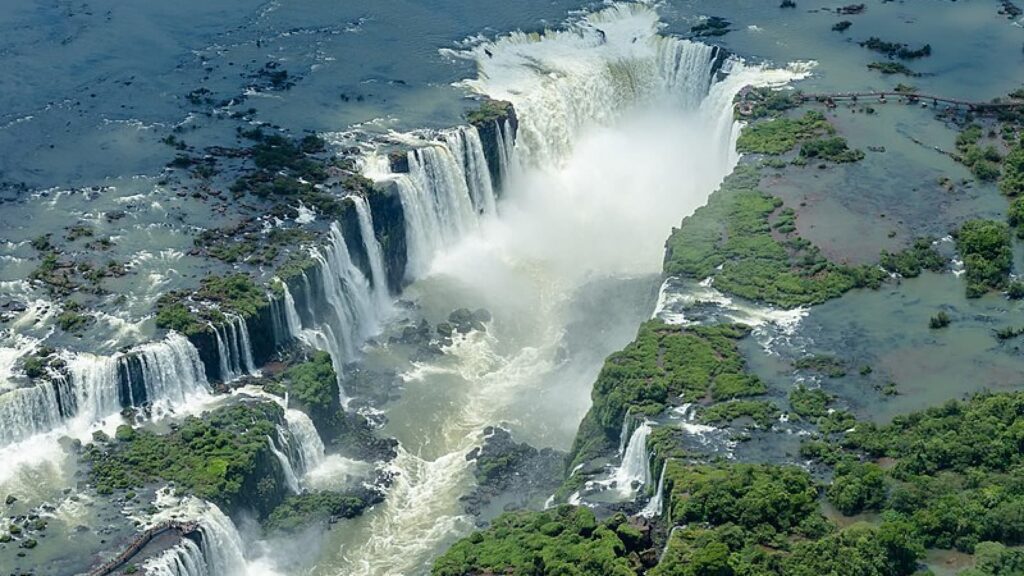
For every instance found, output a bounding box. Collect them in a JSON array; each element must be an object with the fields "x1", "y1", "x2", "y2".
[{"x1": 315, "y1": 4, "x2": 810, "y2": 575}]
